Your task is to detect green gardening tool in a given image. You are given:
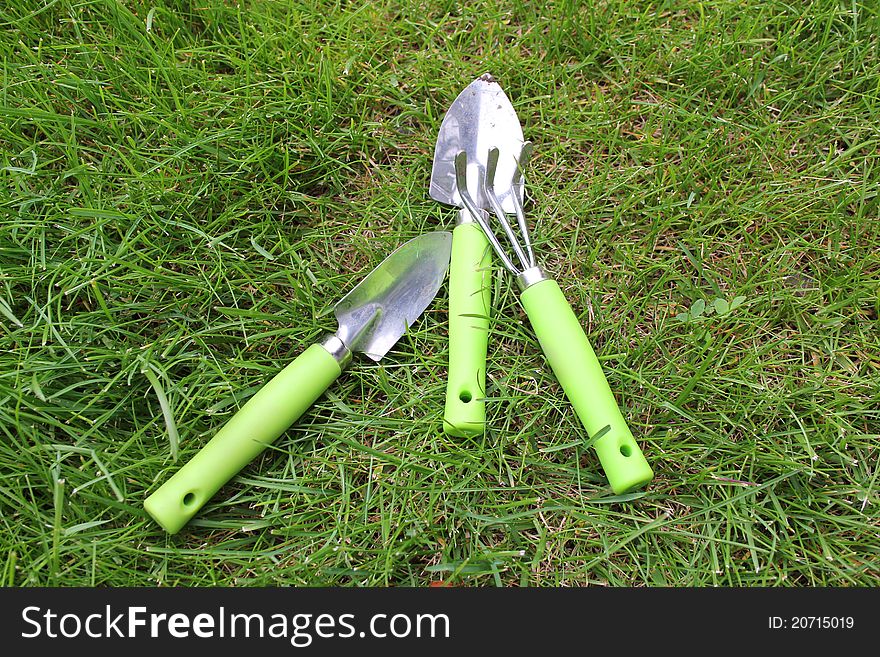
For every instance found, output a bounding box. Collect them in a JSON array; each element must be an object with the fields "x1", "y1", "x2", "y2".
[
  {"x1": 453, "y1": 104, "x2": 653, "y2": 494},
  {"x1": 430, "y1": 74, "x2": 525, "y2": 438},
  {"x1": 144, "y1": 231, "x2": 452, "y2": 533}
]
